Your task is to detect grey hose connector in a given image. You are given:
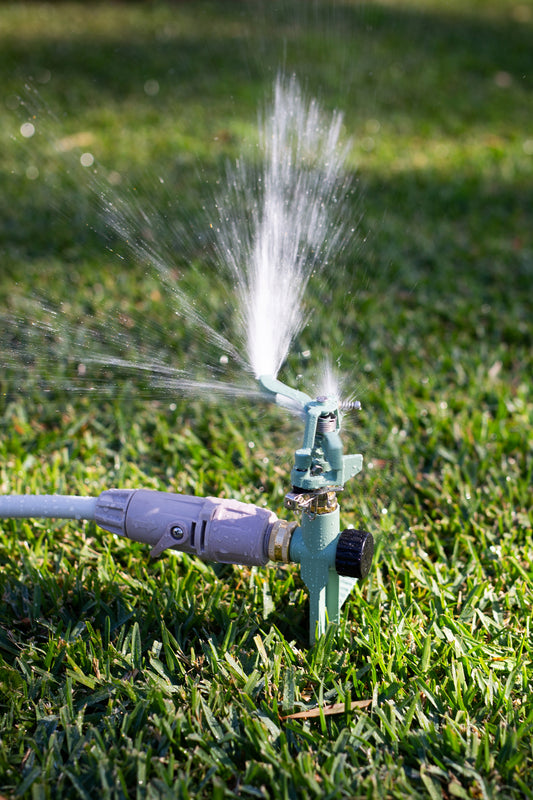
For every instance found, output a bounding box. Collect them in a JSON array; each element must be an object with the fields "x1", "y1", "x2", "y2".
[
  {"x1": 96, "y1": 489, "x2": 279, "y2": 565},
  {"x1": 0, "y1": 490, "x2": 297, "y2": 569},
  {"x1": 94, "y1": 489, "x2": 135, "y2": 536}
]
